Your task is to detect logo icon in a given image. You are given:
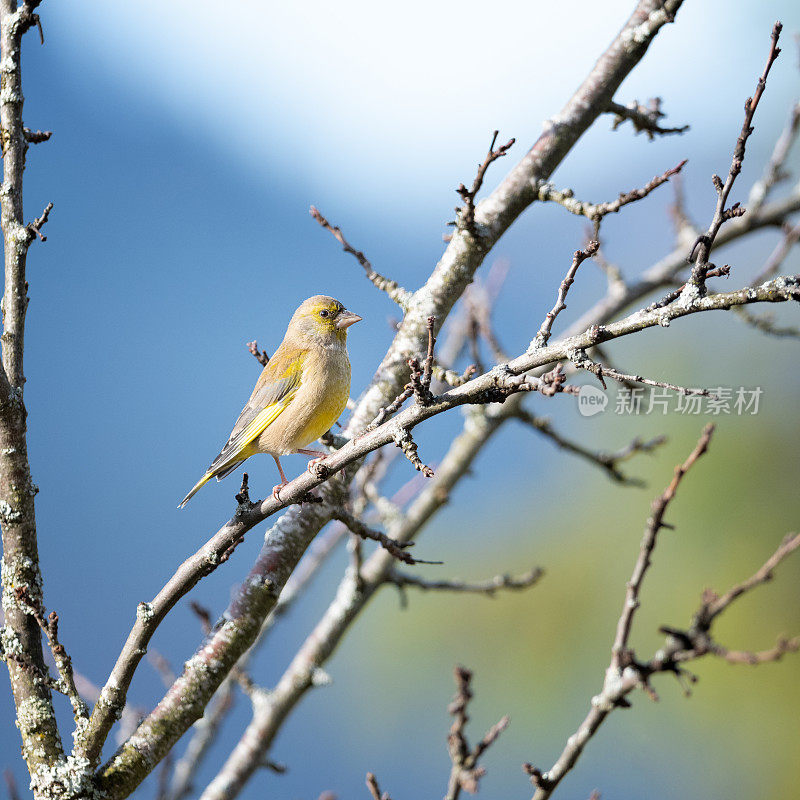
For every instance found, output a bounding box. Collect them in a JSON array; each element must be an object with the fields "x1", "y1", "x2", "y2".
[{"x1": 577, "y1": 384, "x2": 607, "y2": 417}]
